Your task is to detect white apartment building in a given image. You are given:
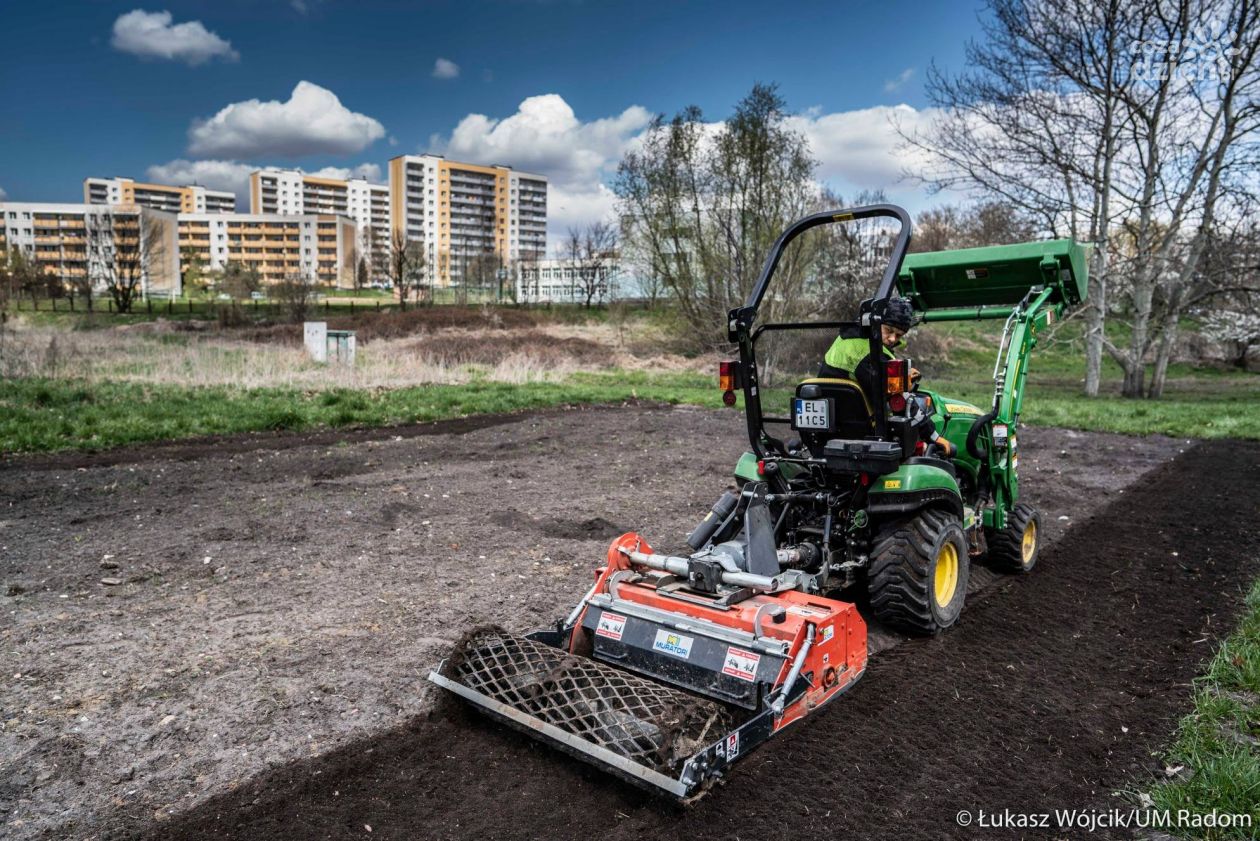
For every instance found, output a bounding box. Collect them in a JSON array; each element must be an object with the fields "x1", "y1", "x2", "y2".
[
  {"x1": 177, "y1": 212, "x2": 358, "y2": 287},
  {"x1": 84, "y1": 177, "x2": 236, "y2": 214},
  {"x1": 388, "y1": 154, "x2": 548, "y2": 288},
  {"x1": 1, "y1": 202, "x2": 181, "y2": 297},
  {"x1": 249, "y1": 169, "x2": 389, "y2": 274}
]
